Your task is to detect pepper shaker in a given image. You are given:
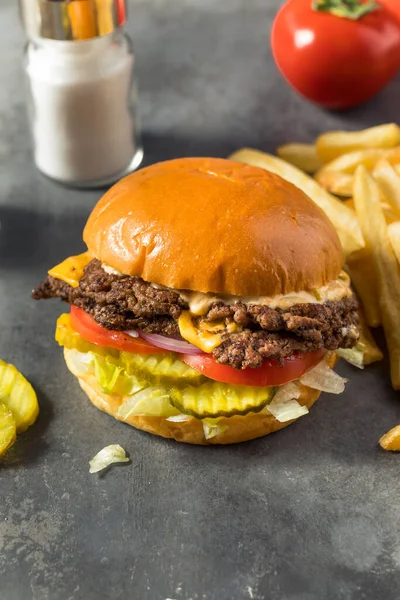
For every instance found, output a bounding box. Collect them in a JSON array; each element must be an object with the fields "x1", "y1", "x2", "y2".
[{"x1": 19, "y1": 0, "x2": 143, "y2": 188}]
